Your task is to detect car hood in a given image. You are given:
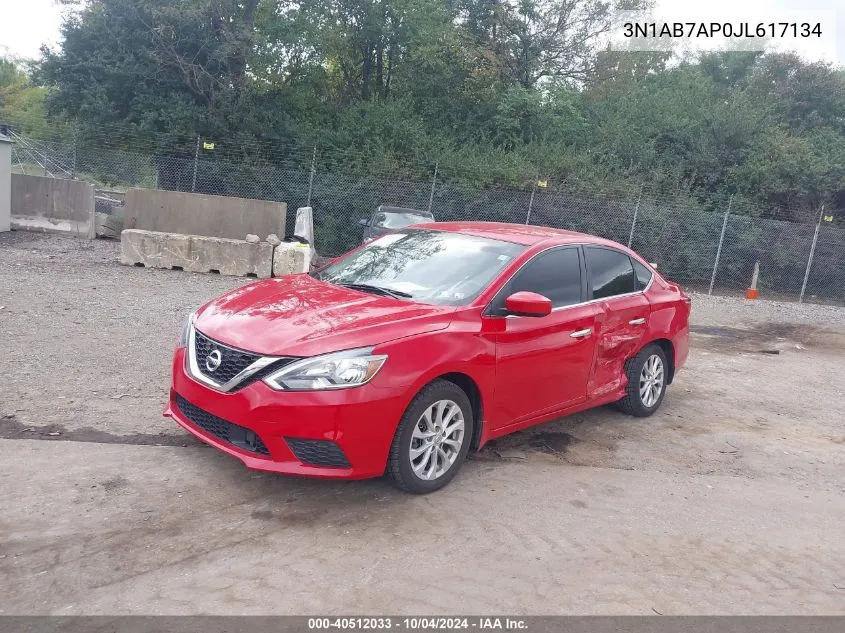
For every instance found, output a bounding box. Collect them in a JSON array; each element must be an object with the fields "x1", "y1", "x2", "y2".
[{"x1": 194, "y1": 274, "x2": 455, "y2": 357}]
